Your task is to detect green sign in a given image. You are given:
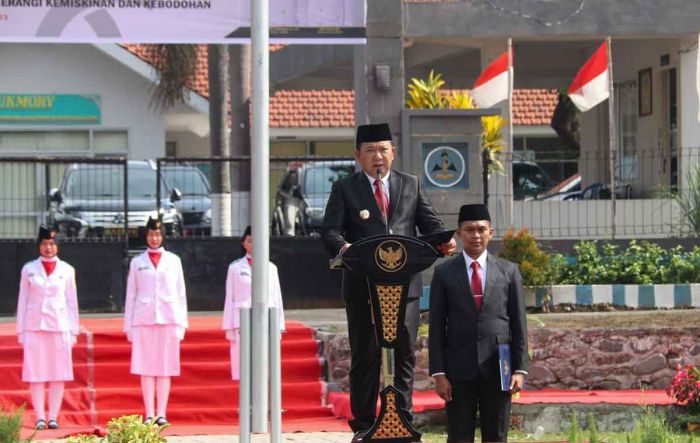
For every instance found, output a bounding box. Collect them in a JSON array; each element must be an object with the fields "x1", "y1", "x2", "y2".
[{"x1": 0, "y1": 94, "x2": 101, "y2": 125}]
